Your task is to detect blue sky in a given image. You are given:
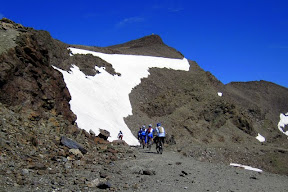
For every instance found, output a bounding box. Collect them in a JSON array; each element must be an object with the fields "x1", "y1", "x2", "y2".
[{"x1": 1, "y1": 0, "x2": 287, "y2": 88}]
